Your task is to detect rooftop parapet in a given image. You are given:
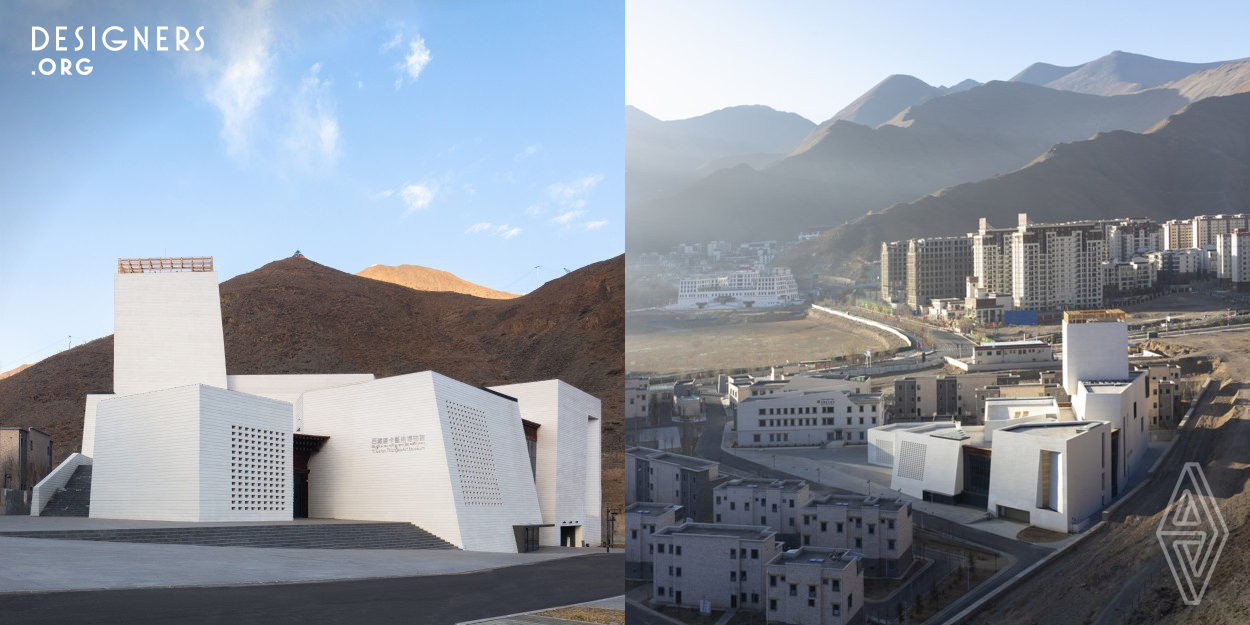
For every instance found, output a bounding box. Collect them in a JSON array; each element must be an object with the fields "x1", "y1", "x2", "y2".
[{"x1": 118, "y1": 257, "x2": 214, "y2": 274}]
